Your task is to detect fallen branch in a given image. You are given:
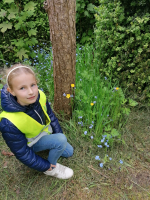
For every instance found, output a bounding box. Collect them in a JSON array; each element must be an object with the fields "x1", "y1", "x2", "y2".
[{"x1": 88, "y1": 165, "x2": 109, "y2": 179}]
